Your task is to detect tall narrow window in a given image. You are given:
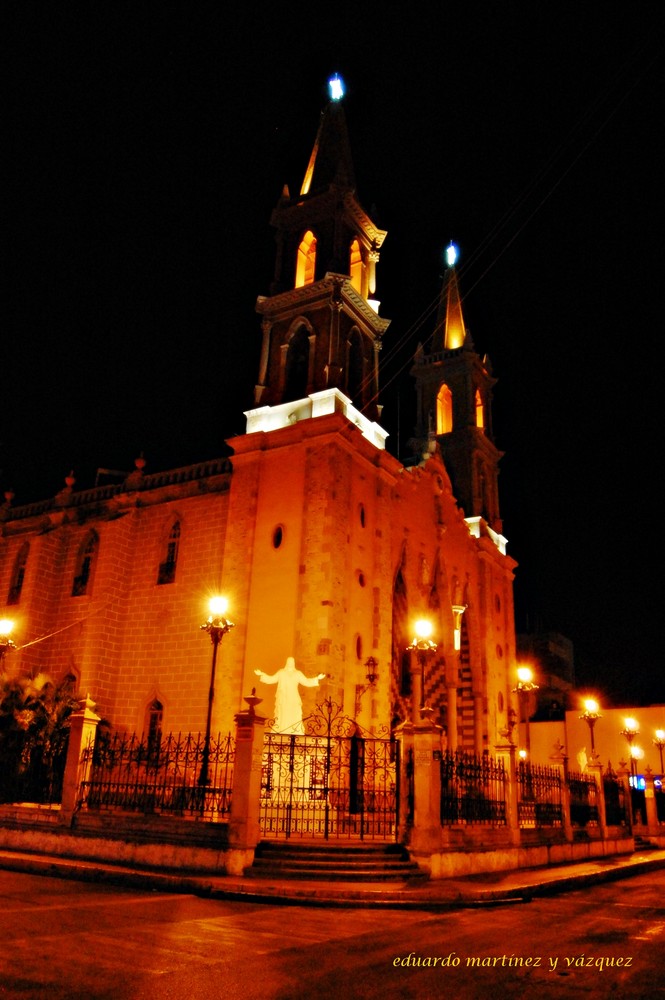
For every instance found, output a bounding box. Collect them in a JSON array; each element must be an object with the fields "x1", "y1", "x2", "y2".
[
  {"x1": 349, "y1": 238, "x2": 363, "y2": 293},
  {"x1": 7, "y1": 542, "x2": 29, "y2": 605},
  {"x1": 146, "y1": 699, "x2": 163, "y2": 764},
  {"x1": 436, "y1": 384, "x2": 453, "y2": 434},
  {"x1": 284, "y1": 326, "x2": 310, "y2": 401},
  {"x1": 295, "y1": 230, "x2": 317, "y2": 287},
  {"x1": 72, "y1": 532, "x2": 98, "y2": 597},
  {"x1": 475, "y1": 388, "x2": 485, "y2": 430},
  {"x1": 157, "y1": 521, "x2": 180, "y2": 584}
]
